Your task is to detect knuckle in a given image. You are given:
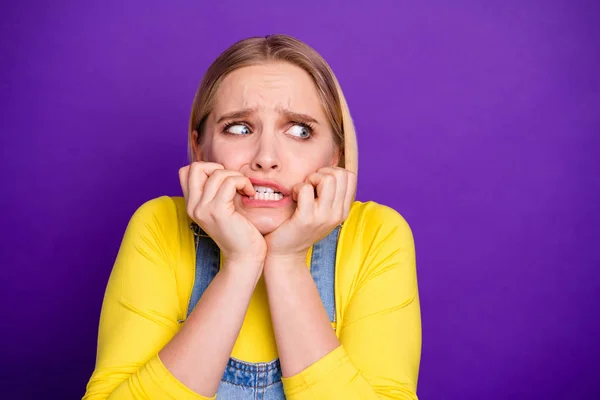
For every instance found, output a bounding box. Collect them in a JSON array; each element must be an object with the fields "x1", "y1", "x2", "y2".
[
  {"x1": 191, "y1": 207, "x2": 203, "y2": 222},
  {"x1": 190, "y1": 162, "x2": 207, "y2": 176},
  {"x1": 208, "y1": 206, "x2": 220, "y2": 219},
  {"x1": 221, "y1": 178, "x2": 236, "y2": 189},
  {"x1": 323, "y1": 174, "x2": 335, "y2": 183}
]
